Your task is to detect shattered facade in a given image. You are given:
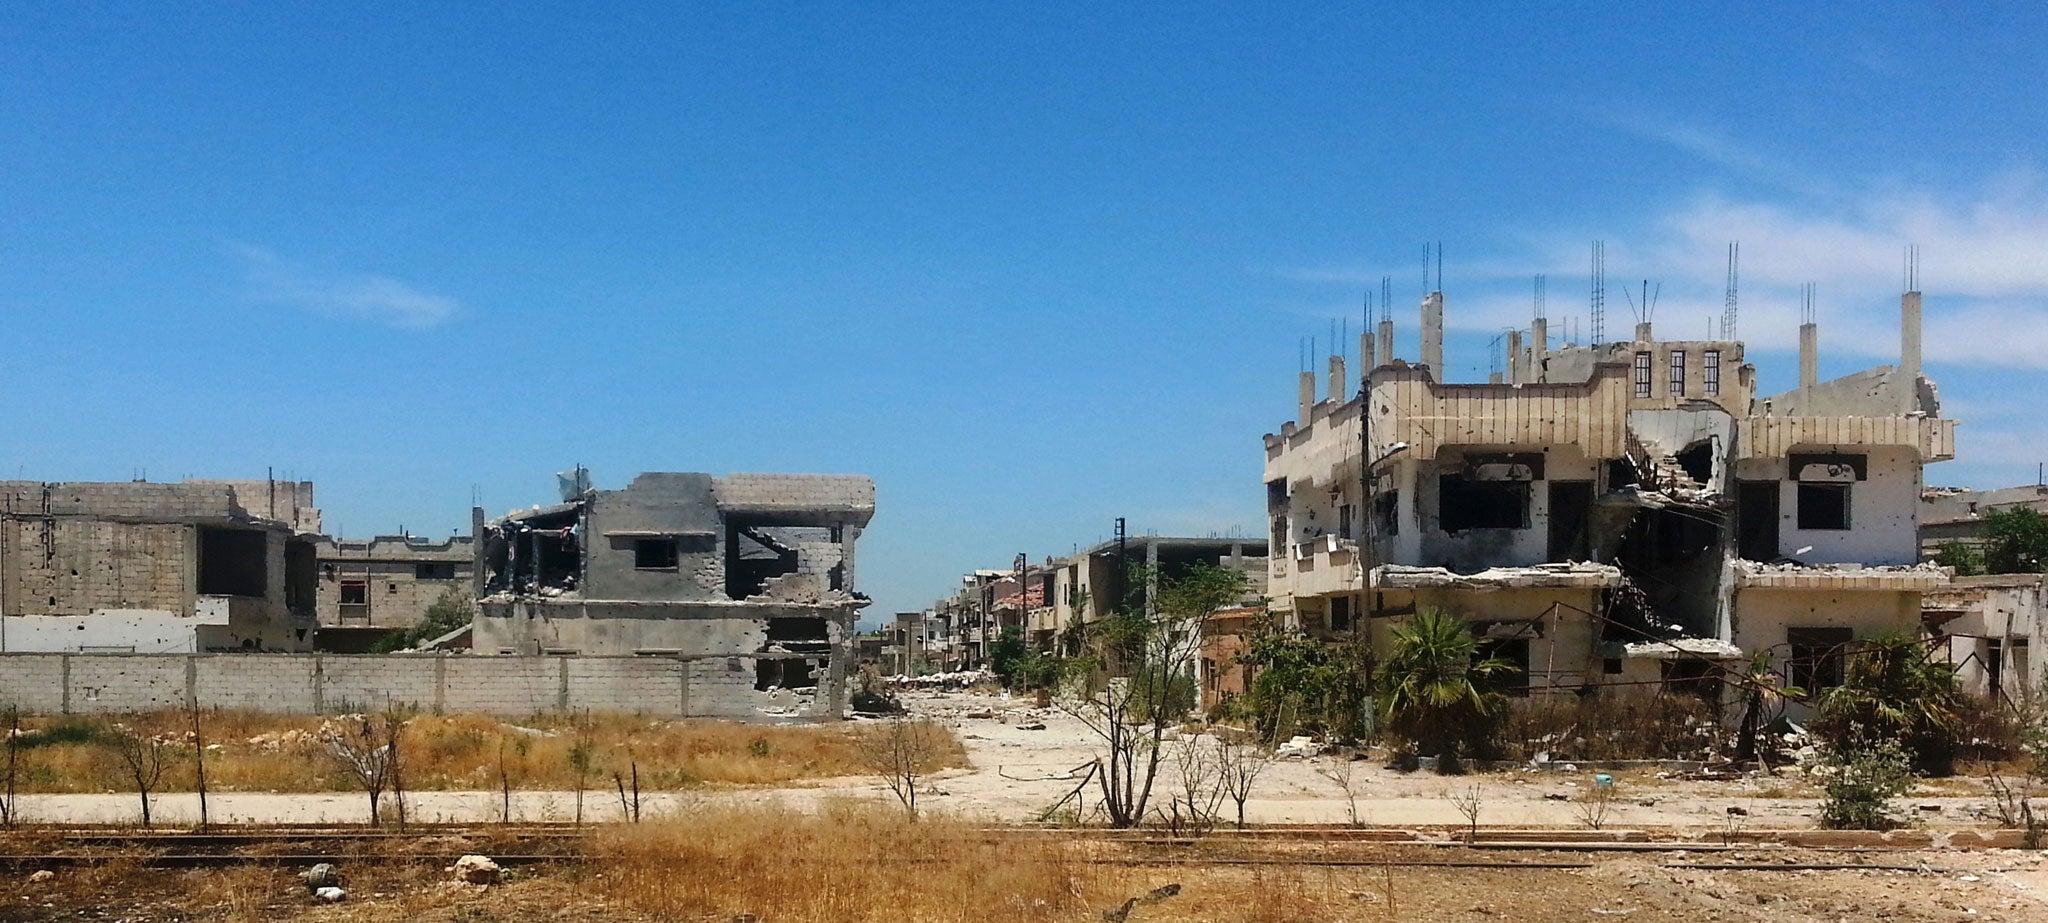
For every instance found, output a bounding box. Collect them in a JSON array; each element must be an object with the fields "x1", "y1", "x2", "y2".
[
  {"x1": 313, "y1": 534, "x2": 476, "y2": 652},
  {"x1": 1265, "y1": 285, "x2": 1953, "y2": 712},
  {"x1": 474, "y1": 472, "x2": 875, "y2": 719},
  {"x1": 0, "y1": 479, "x2": 322, "y2": 653}
]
